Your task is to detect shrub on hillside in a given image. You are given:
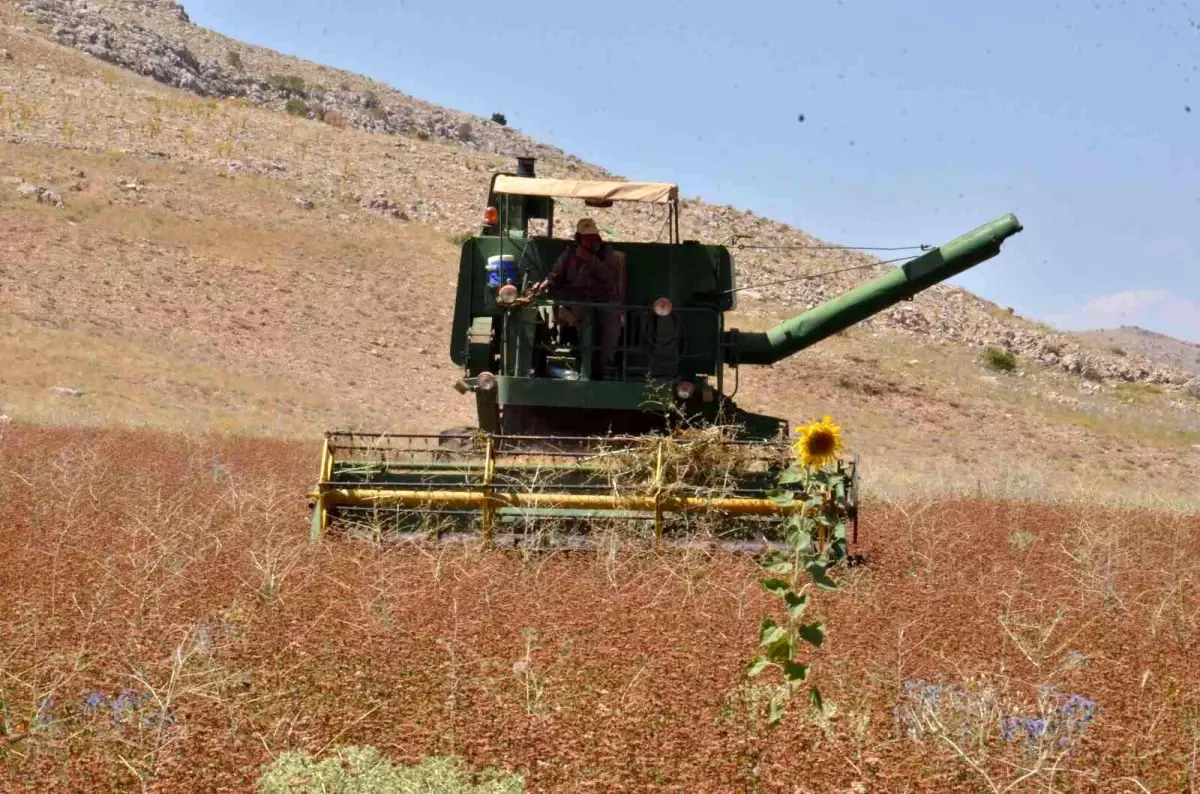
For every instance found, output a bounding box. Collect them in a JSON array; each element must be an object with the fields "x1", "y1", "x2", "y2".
[
  {"x1": 368, "y1": 105, "x2": 389, "y2": 122},
  {"x1": 457, "y1": 121, "x2": 474, "y2": 142},
  {"x1": 490, "y1": 111, "x2": 507, "y2": 126},
  {"x1": 226, "y1": 50, "x2": 243, "y2": 70},
  {"x1": 982, "y1": 346, "x2": 1017, "y2": 373},
  {"x1": 257, "y1": 747, "x2": 524, "y2": 794},
  {"x1": 362, "y1": 91, "x2": 380, "y2": 109},
  {"x1": 322, "y1": 109, "x2": 348, "y2": 129},
  {"x1": 285, "y1": 99, "x2": 309, "y2": 117},
  {"x1": 271, "y1": 74, "x2": 306, "y2": 94}
]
